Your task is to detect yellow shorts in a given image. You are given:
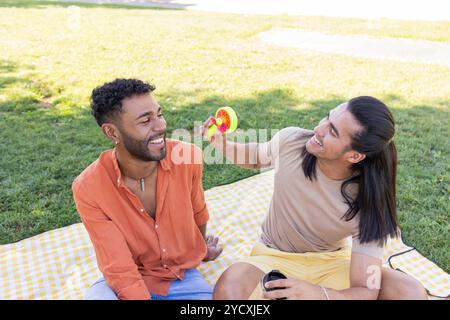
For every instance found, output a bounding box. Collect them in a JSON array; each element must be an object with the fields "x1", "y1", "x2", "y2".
[{"x1": 240, "y1": 242, "x2": 352, "y2": 299}]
